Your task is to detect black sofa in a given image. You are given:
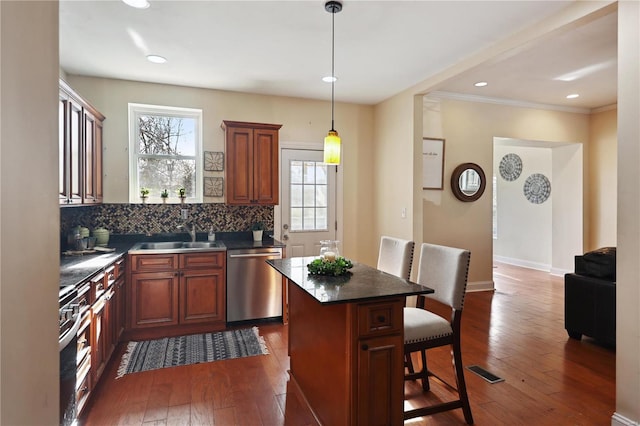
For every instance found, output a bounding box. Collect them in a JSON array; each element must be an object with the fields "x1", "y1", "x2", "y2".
[{"x1": 564, "y1": 247, "x2": 616, "y2": 346}]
